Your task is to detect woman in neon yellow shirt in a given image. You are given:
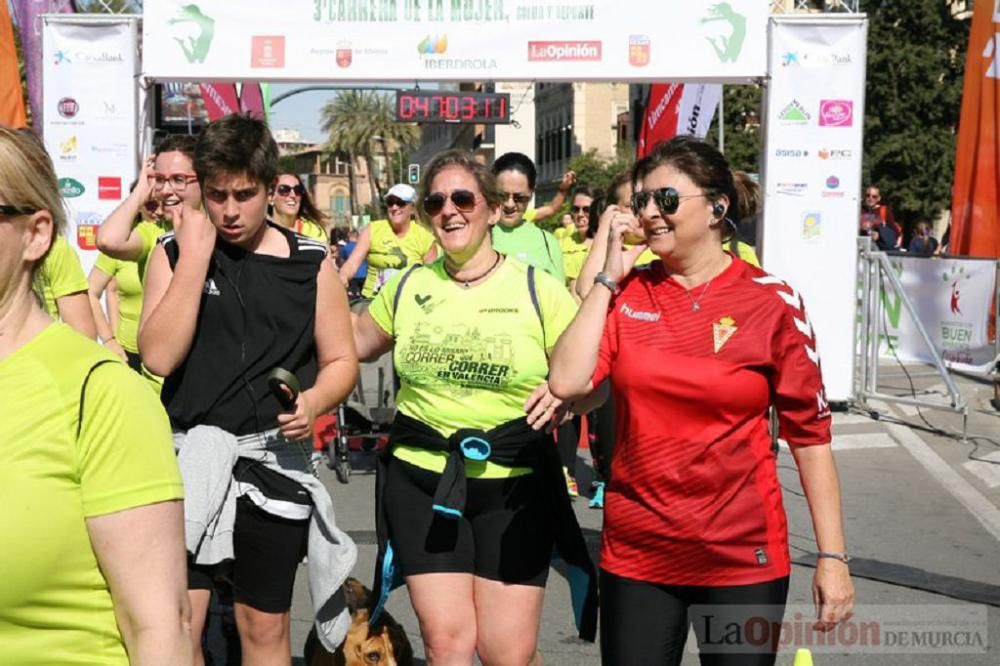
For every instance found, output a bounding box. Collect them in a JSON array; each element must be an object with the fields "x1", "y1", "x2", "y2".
[
  {"x1": 0, "y1": 125, "x2": 191, "y2": 665},
  {"x1": 270, "y1": 171, "x2": 329, "y2": 242},
  {"x1": 338, "y1": 183, "x2": 437, "y2": 298},
  {"x1": 352, "y1": 151, "x2": 597, "y2": 664}
]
